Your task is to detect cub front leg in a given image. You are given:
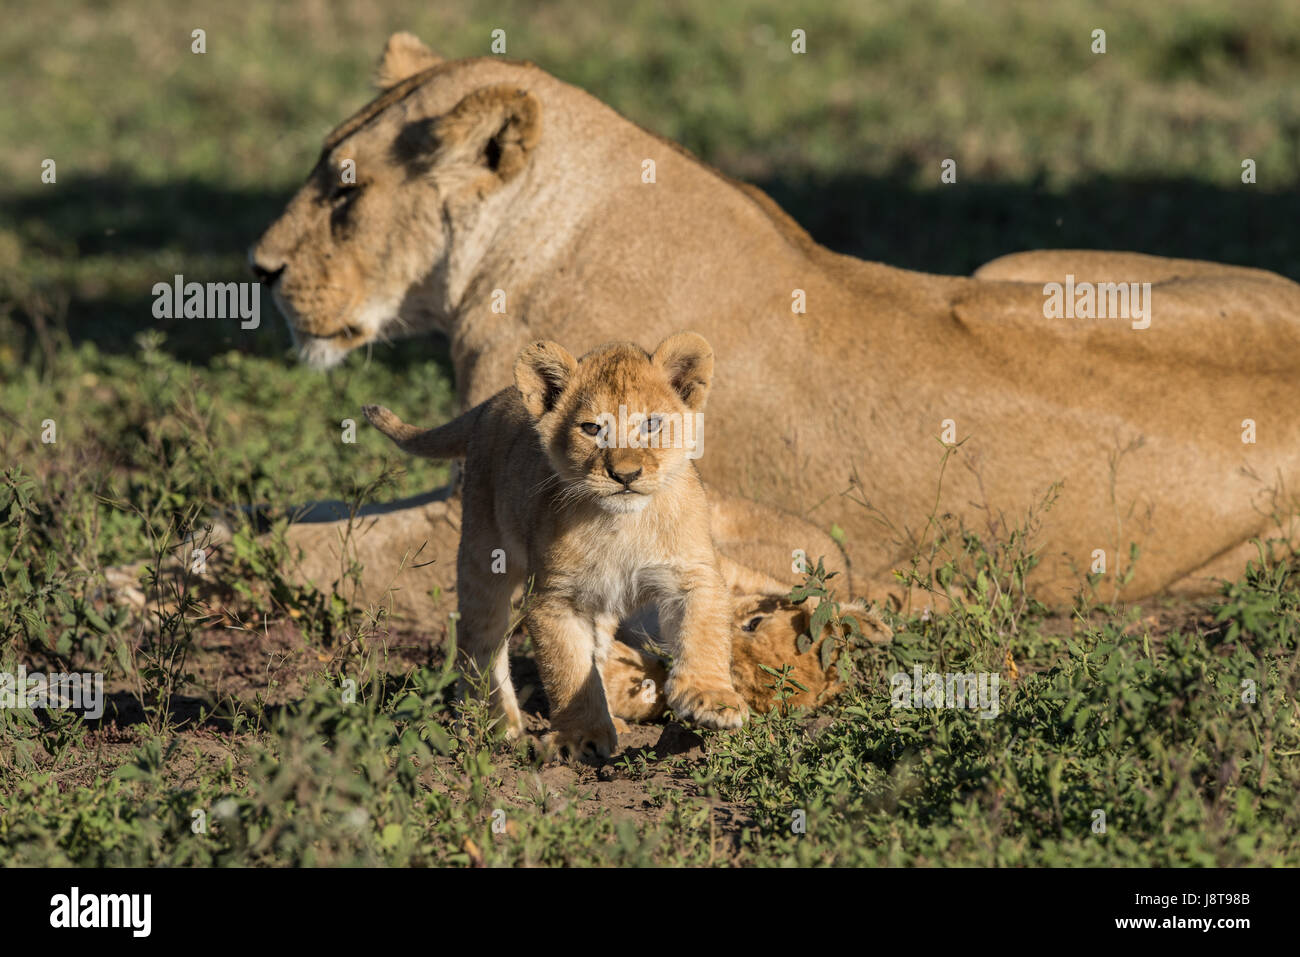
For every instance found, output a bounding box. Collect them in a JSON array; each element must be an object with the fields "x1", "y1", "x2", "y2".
[
  {"x1": 661, "y1": 564, "x2": 749, "y2": 730},
  {"x1": 525, "y1": 595, "x2": 619, "y2": 761},
  {"x1": 455, "y1": 539, "x2": 526, "y2": 740}
]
